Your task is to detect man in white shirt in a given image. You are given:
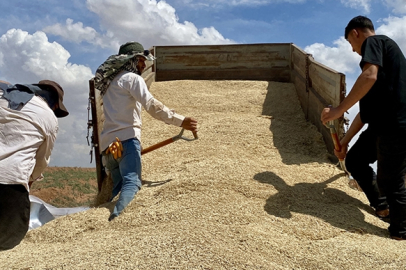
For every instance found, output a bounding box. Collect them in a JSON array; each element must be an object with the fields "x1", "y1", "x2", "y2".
[
  {"x1": 0, "y1": 79, "x2": 69, "y2": 250},
  {"x1": 95, "y1": 42, "x2": 198, "y2": 221}
]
